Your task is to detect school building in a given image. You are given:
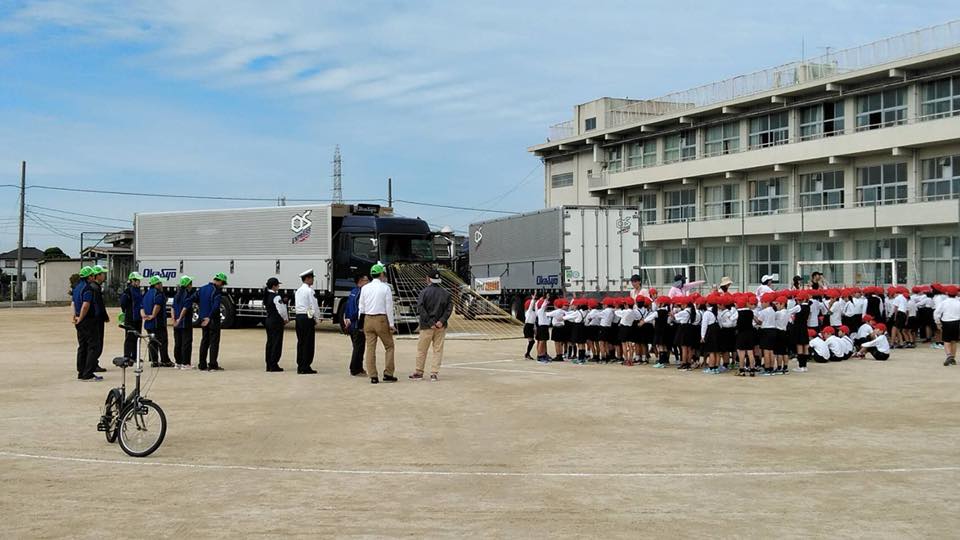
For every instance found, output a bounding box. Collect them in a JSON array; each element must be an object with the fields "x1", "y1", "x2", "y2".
[{"x1": 529, "y1": 20, "x2": 960, "y2": 290}]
